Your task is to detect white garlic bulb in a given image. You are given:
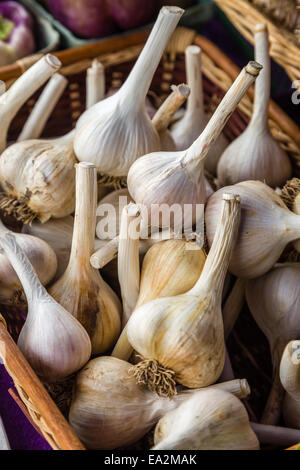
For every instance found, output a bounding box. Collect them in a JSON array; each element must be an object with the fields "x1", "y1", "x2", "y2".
[
  {"x1": 171, "y1": 45, "x2": 228, "y2": 174},
  {"x1": 0, "y1": 232, "x2": 91, "y2": 382},
  {"x1": 127, "y1": 62, "x2": 261, "y2": 230},
  {"x1": 205, "y1": 180, "x2": 300, "y2": 279},
  {"x1": 73, "y1": 7, "x2": 183, "y2": 181},
  {"x1": 0, "y1": 132, "x2": 76, "y2": 224},
  {"x1": 217, "y1": 24, "x2": 291, "y2": 187},
  {"x1": 153, "y1": 389, "x2": 259, "y2": 450},
  {"x1": 126, "y1": 194, "x2": 240, "y2": 395}
]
